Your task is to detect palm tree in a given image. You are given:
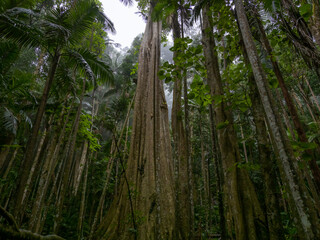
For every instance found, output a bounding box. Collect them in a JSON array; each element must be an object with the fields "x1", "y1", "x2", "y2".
[{"x1": 0, "y1": 0, "x2": 114, "y2": 222}]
